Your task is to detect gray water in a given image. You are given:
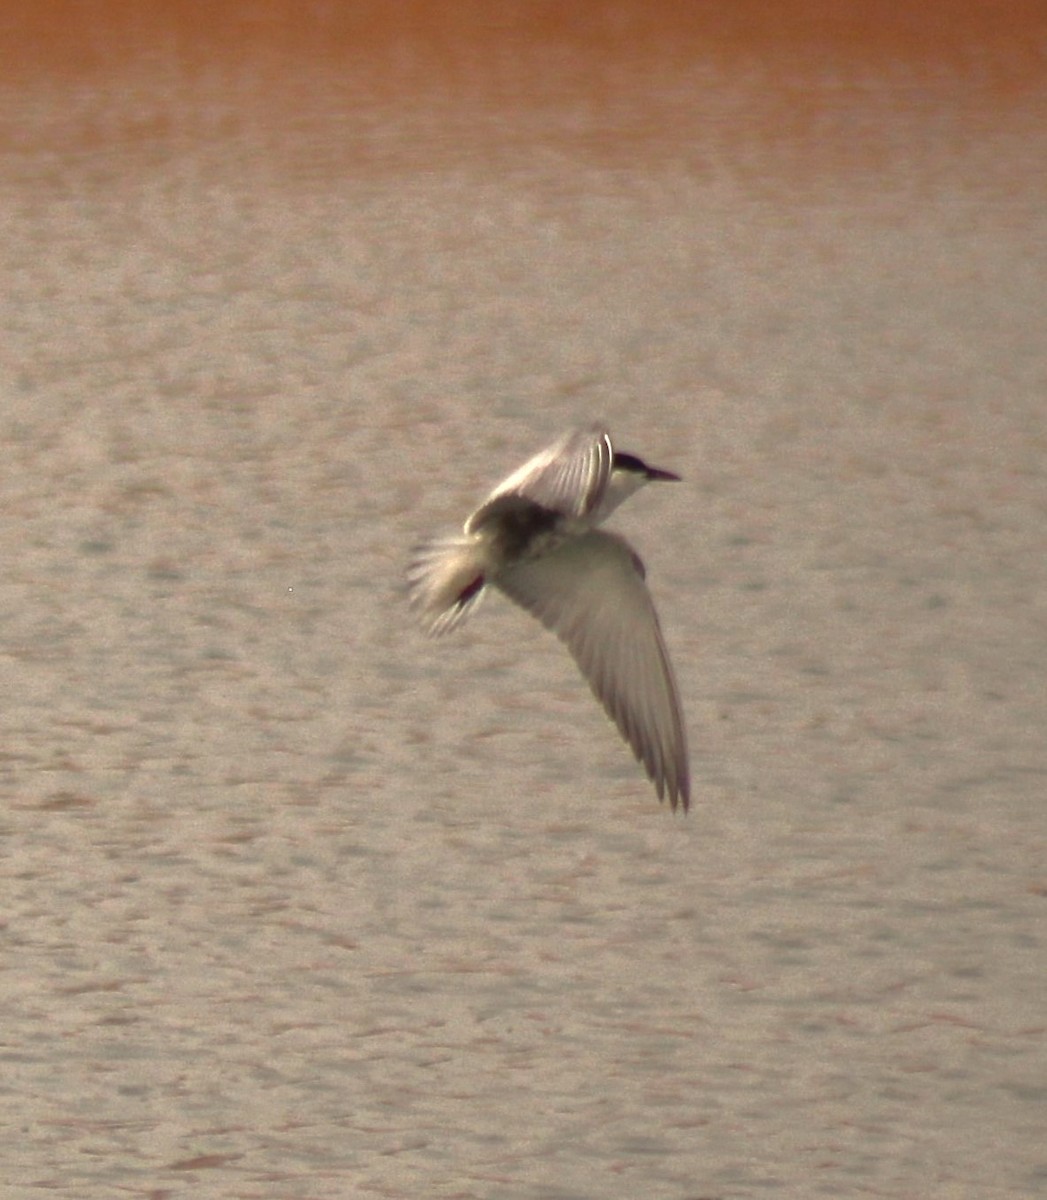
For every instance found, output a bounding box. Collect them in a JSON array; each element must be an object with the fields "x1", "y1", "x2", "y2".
[{"x1": 2, "y1": 7, "x2": 1046, "y2": 1198}]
